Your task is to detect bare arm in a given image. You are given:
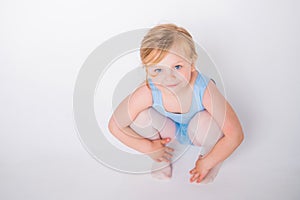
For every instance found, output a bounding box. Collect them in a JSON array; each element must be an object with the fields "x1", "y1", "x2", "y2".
[
  {"x1": 201, "y1": 81, "x2": 244, "y2": 169},
  {"x1": 108, "y1": 84, "x2": 154, "y2": 153},
  {"x1": 109, "y1": 82, "x2": 175, "y2": 163}
]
